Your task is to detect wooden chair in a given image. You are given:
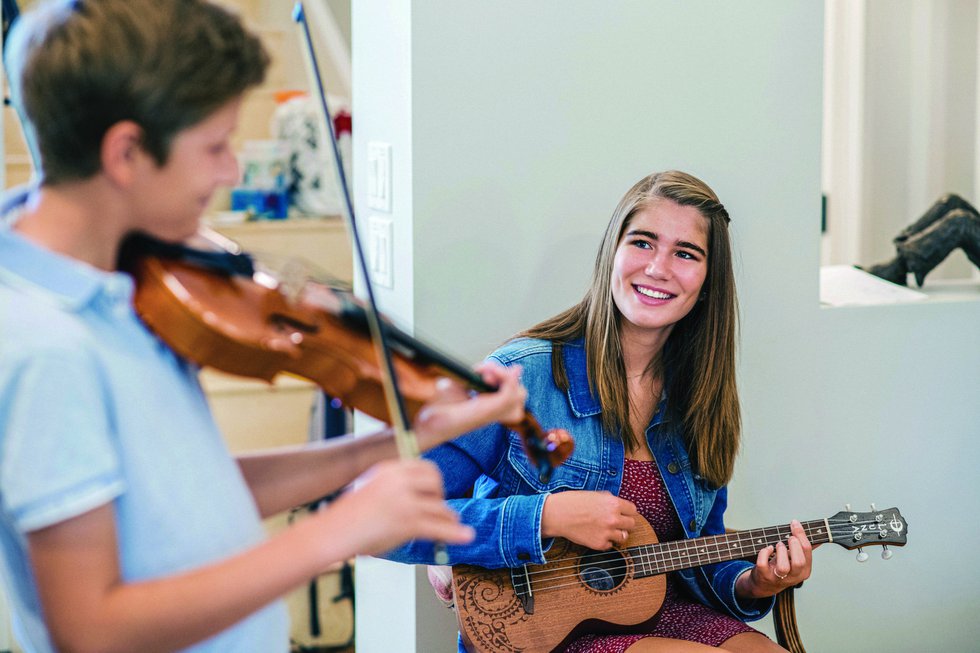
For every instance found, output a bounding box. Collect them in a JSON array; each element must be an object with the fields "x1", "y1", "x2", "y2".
[
  {"x1": 772, "y1": 585, "x2": 806, "y2": 653},
  {"x1": 726, "y1": 526, "x2": 806, "y2": 653}
]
